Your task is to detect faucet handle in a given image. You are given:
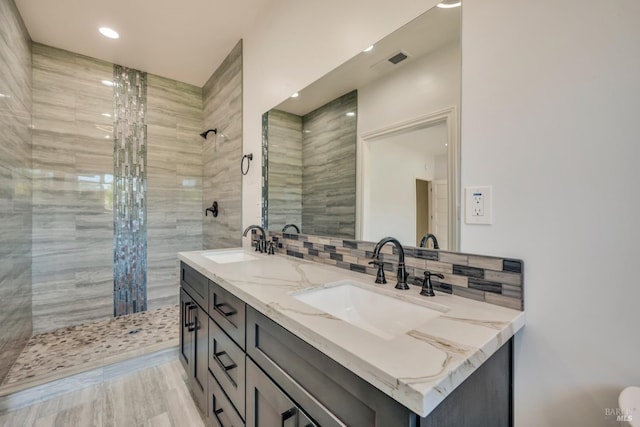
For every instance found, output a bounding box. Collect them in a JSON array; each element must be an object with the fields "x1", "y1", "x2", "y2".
[
  {"x1": 418, "y1": 270, "x2": 444, "y2": 297},
  {"x1": 424, "y1": 271, "x2": 444, "y2": 280},
  {"x1": 368, "y1": 260, "x2": 387, "y2": 284}
]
